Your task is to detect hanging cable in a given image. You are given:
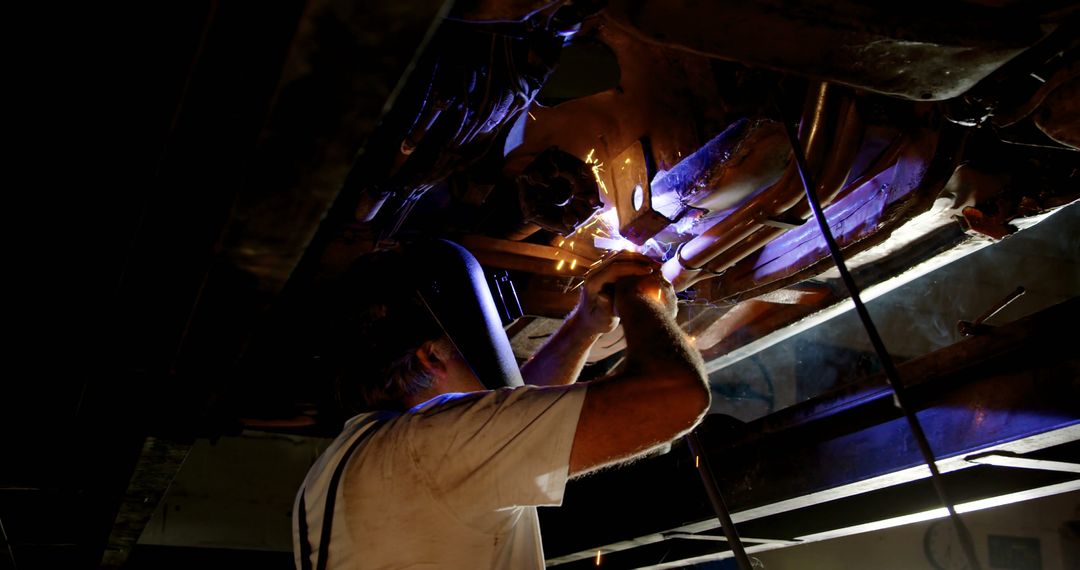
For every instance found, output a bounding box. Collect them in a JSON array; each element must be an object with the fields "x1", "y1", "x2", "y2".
[
  {"x1": 779, "y1": 102, "x2": 982, "y2": 570},
  {"x1": 1, "y1": 515, "x2": 16, "y2": 570},
  {"x1": 687, "y1": 431, "x2": 755, "y2": 570}
]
